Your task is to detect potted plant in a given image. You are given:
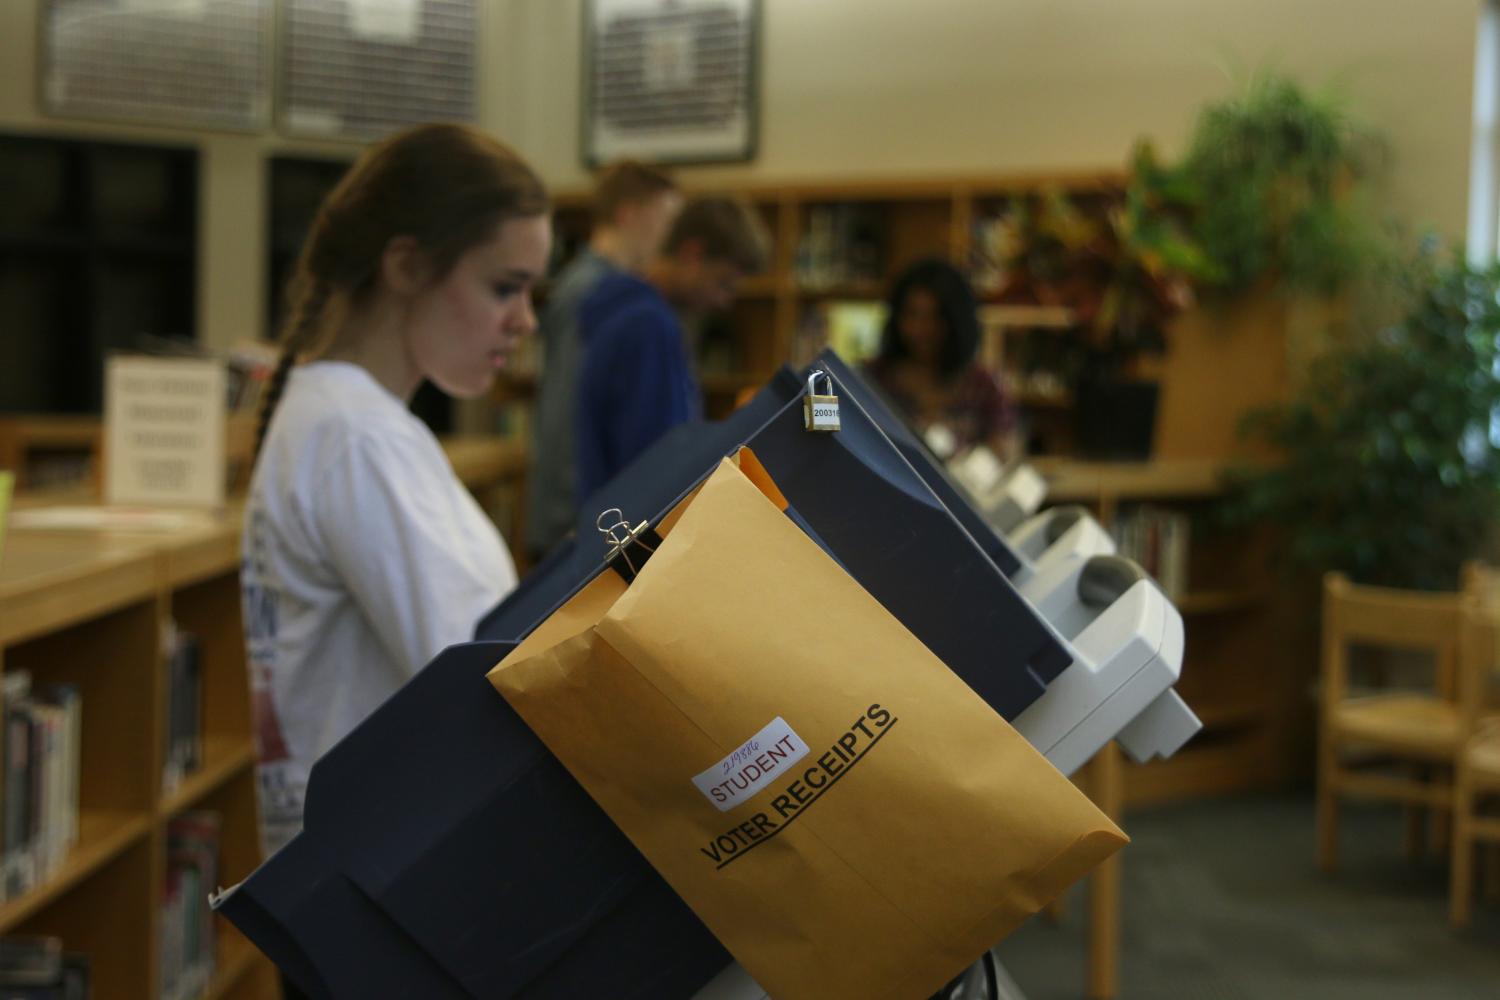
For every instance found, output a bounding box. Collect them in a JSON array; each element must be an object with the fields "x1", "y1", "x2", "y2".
[
  {"x1": 1070, "y1": 144, "x2": 1222, "y2": 458},
  {"x1": 1179, "y1": 71, "x2": 1380, "y2": 299},
  {"x1": 1231, "y1": 243, "x2": 1500, "y2": 590},
  {"x1": 996, "y1": 146, "x2": 1217, "y2": 458}
]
